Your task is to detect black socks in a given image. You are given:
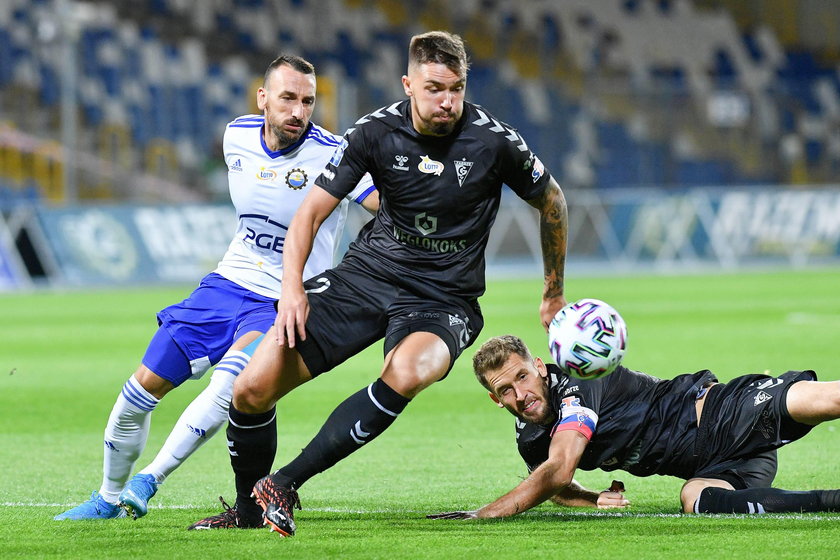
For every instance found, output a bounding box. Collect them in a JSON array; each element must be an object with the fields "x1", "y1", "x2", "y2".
[
  {"x1": 271, "y1": 379, "x2": 411, "y2": 490},
  {"x1": 695, "y1": 486, "x2": 840, "y2": 514},
  {"x1": 227, "y1": 404, "x2": 277, "y2": 521}
]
